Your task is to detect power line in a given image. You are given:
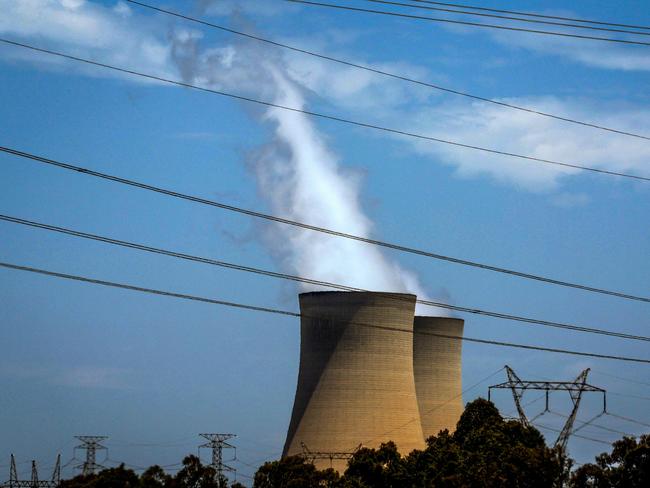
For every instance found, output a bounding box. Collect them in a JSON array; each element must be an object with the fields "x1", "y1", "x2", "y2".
[
  {"x1": 2, "y1": 260, "x2": 650, "y2": 364},
  {"x1": 3, "y1": 145, "x2": 649, "y2": 304},
  {"x1": 402, "y1": 1, "x2": 650, "y2": 32},
  {"x1": 125, "y1": 0, "x2": 650, "y2": 141},
  {"x1": 2, "y1": 39, "x2": 649, "y2": 184},
  {"x1": 592, "y1": 370, "x2": 650, "y2": 388},
  {"x1": 285, "y1": 0, "x2": 650, "y2": 47},
  {"x1": 533, "y1": 422, "x2": 611, "y2": 445},
  {"x1": 2, "y1": 212, "x2": 649, "y2": 343},
  {"x1": 606, "y1": 412, "x2": 650, "y2": 430},
  {"x1": 363, "y1": 0, "x2": 650, "y2": 37}
]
